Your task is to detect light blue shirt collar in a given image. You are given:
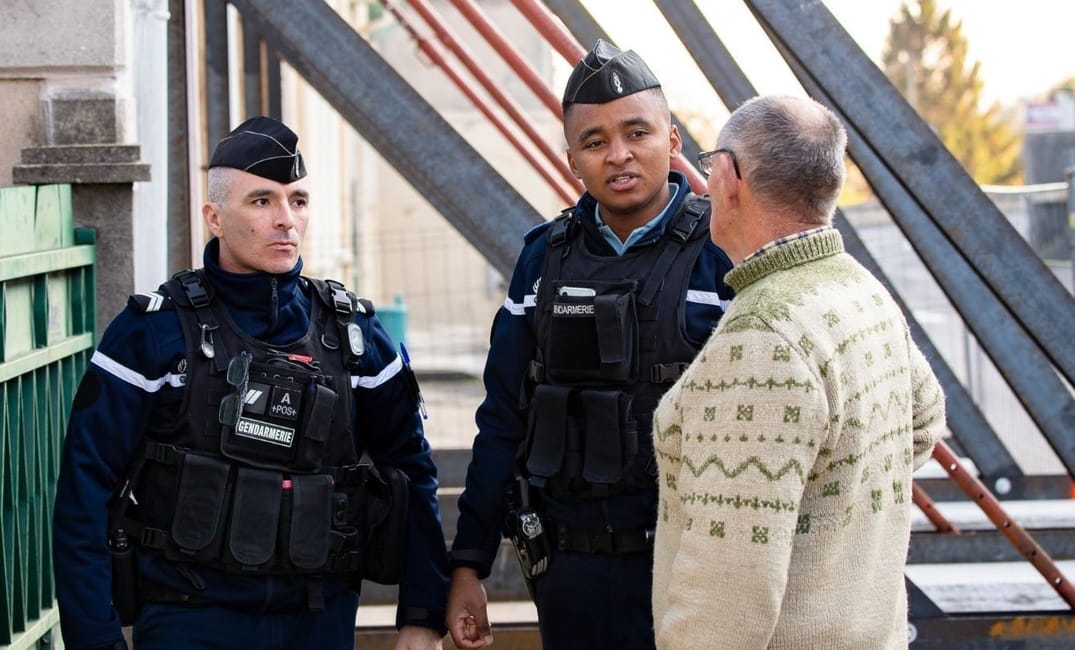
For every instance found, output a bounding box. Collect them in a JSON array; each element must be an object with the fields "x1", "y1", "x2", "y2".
[{"x1": 593, "y1": 182, "x2": 680, "y2": 255}]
